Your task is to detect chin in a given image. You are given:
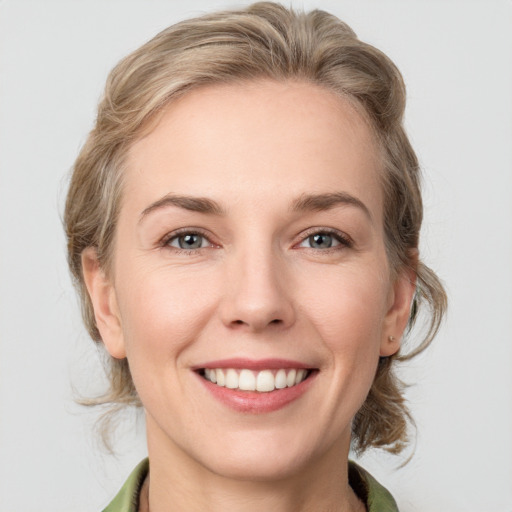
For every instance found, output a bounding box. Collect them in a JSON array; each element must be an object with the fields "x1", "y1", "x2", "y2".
[{"x1": 189, "y1": 428, "x2": 331, "y2": 483}]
